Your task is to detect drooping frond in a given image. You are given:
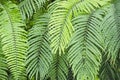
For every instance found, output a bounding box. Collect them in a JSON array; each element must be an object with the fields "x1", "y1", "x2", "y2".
[
  {"x1": 48, "y1": 54, "x2": 68, "y2": 80},
  {"x1": 49, "y1": 0, "x2": 111, "y2": 55},
  {"x1": 93, "y1": 3, "x2": 120, "y2": 64},
  {"x1": 0, "y1": 1, "x2": 27, "y2": 79},
  {"x1": 68, "y1": 9, "x2": 105, "y2": 80},
  {"x1": 26, "y1": 13, "x2": 53, "y2": 80},
  {"x1": 98, "y1": 2, "x2": 120, "y2": 79},
  {"x1": 68, "y1": 2, "x2": 120, "y2": 79},
  {"x1": 19, "y1": 0, "x2": 47, "y2": 19},
  {"x1": 106, "y1": 0, "x2": 120, "y2": 64}
]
